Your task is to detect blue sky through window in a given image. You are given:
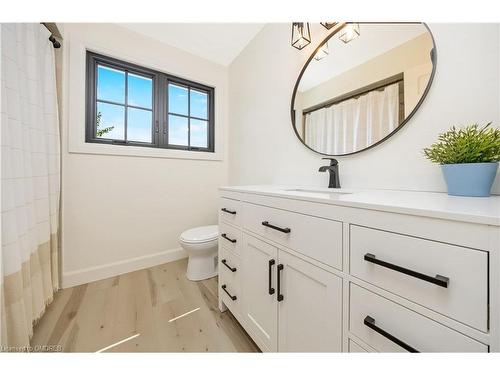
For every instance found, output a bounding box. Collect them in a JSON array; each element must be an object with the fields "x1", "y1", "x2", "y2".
[
  {"x1": 190, "y1": 89, "x2": 208, "y2": 119},
  {"x1": 190, "y1": 119, "x2": 208, "y2": 147},
  {"x1": 97, "y1": 66, "x2": 125, "y2": 104},
  {"x1": 96, "y1": 65, "x2": 153, "y2": 142},
  {"x1": 97, "y1": 102, "x2": 125, "y2": 140},
  {"x1": 168, "y1": 83, "x2": 209, "y2": 148},
  {"x1": 128, "y1": 73, "x2": 152, "y2": 109},
  {"x1": 95, "y1": 63, "x2": 209, "y2": 148},
  {"x1": 168, "y1": 115, "x2": 188, "y2": 146},
  {"x1": 169, "y1": 84, "x2": 188, "y2": 115},
  {"x1": 128, "y1": 108, "x2": 152, "y2": 142}
]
